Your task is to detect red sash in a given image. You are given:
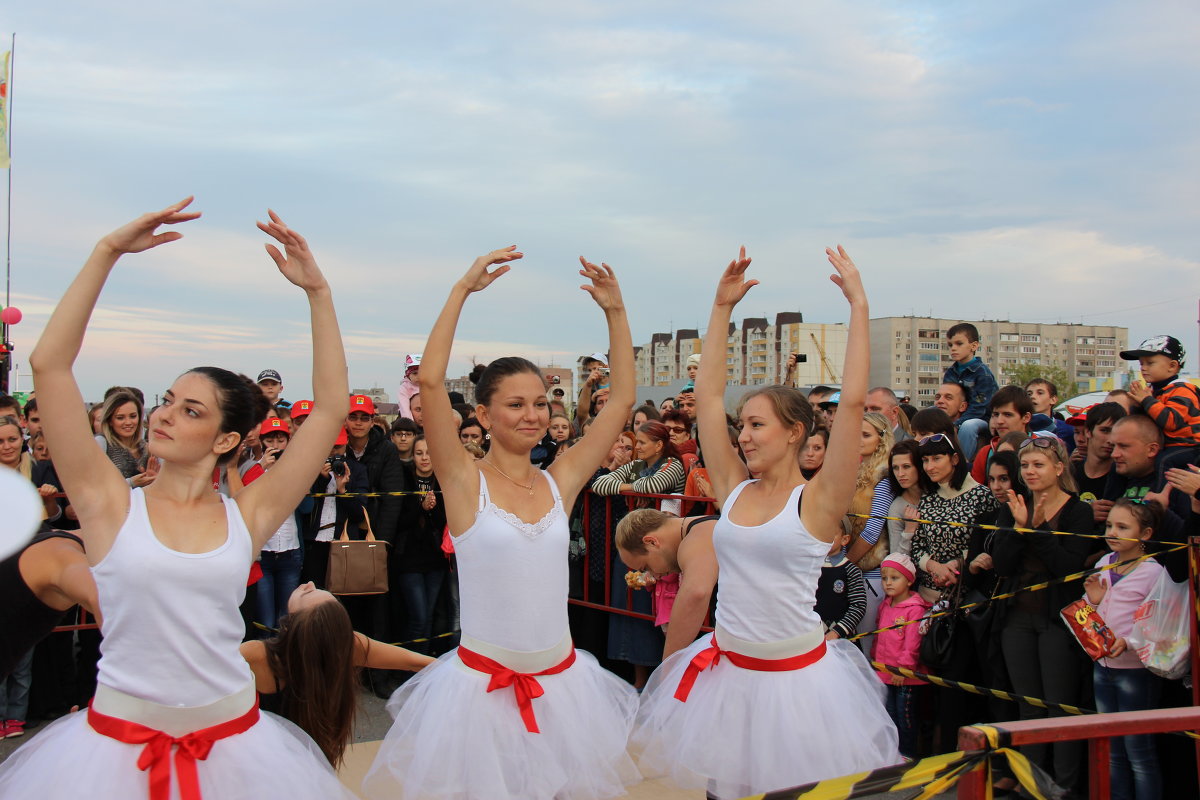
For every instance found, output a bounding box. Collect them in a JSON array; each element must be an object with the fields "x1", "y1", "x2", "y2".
[
  {"x1": 456, "y1": 645, "x2": 576, "y2": 733},
  {"x1": 674, "y1": 635, "x2": 826, "y2": 702},
  {"x1": 87, "y1": 697, "x2": 260, "y2": 800}
]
